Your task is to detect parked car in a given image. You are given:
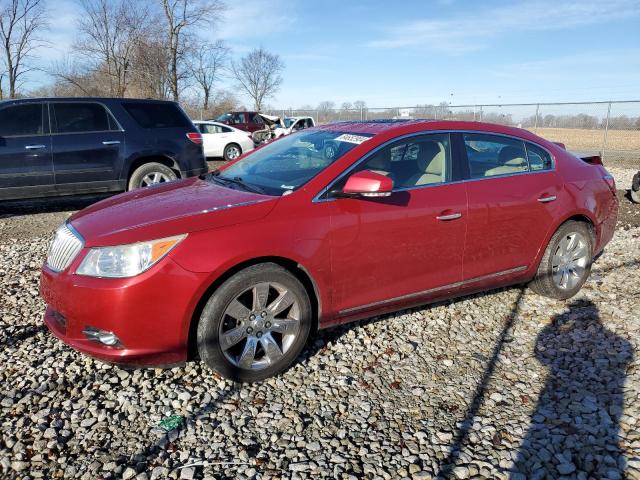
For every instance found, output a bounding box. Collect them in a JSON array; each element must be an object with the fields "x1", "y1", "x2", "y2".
[
  {"x1": 0, "y1": 98, "x2": 206, "y2": 201},
  {"x1": 41, "y1": 120, "x2": 618, "y2": 382},
  {"x1": 282, "y1": 116, "x2": 315, "y2": 134},
  {"x1": 632, "y1": 170, "x2": 640, "y2": 203},
  {"x1": 193, "y1": 120, "x2": 254, "y2": 161},
  {"x1": 213, "y1": 111, "x2": 267, "y2": 133}
]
